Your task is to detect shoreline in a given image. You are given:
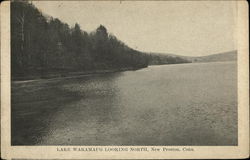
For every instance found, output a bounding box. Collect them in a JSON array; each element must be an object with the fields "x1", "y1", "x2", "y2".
[
  {"x1": 11, "y1": 67, "x2": 145, "y2": 82},
  {"x1": 12, "y1": 60, "x2": 236, "y2": 82}
]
